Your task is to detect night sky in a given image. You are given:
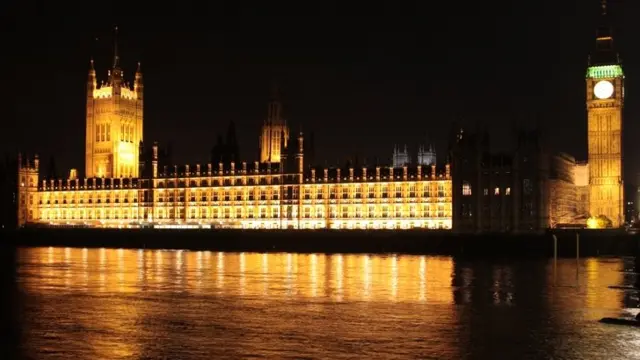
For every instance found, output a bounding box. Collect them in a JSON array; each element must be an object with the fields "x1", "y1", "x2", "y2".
[{"x1": 3, "y1": 1, "x2": 640, "y2": 182}]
